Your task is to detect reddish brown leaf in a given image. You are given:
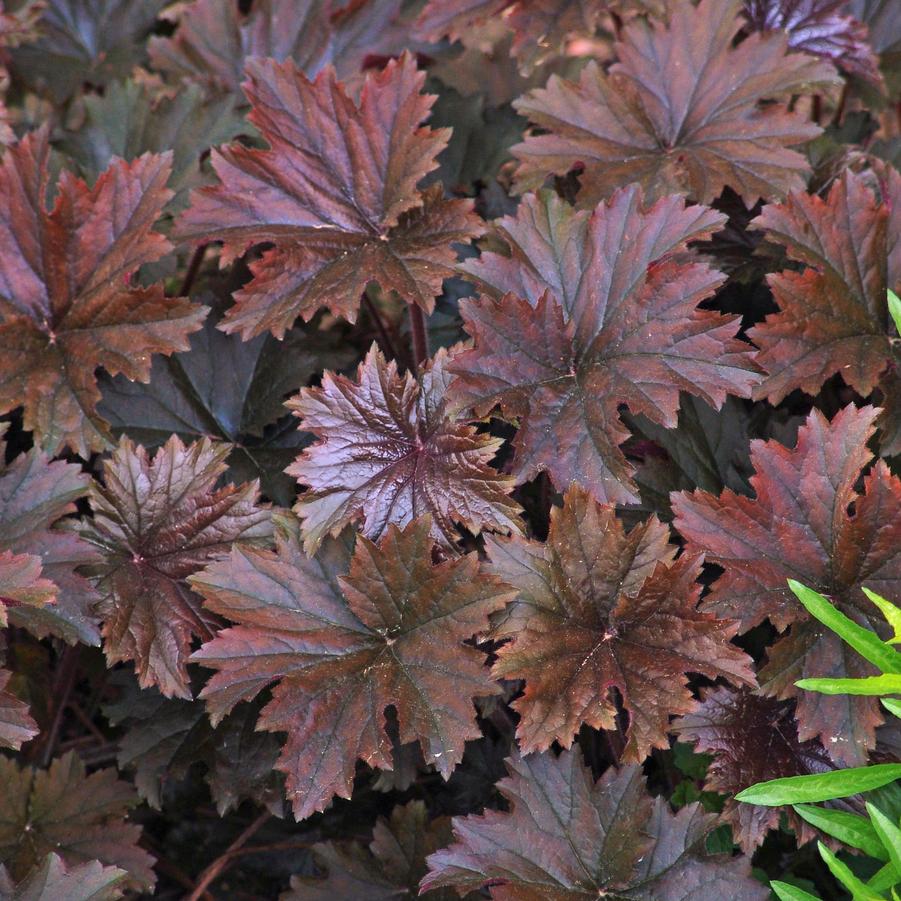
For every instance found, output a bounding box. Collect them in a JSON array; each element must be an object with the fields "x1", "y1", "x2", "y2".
[
  {"x1": 81, "y1": 436, "x2": 272, "y2": 699},
  {"x1": 743, "y1": 0, "x2": 883, "y2": 86},
  {"x1": 287, "y1": 345, "x2": 522, "y2": 554},
  {"x1": 285, "y1": 800, "x2": 454, "y2": 899},
  {"x1": 486, "y1": 485, "x2": 754, "y2": 760},
  {"x1": 672, "y1": 404, "x2": 901, "y2": 766},
  {"x1": 0, "y1": 128, "x2": 206, "y2": 456},
  {"x1": 415, "y1": 0, "x2": 608, "y2": 73},
  {"x1": 150, "y1": 0, "x2": 408, "y2": 92},
  {"x1": 189, "y1": 516, "x2": 515, "y2": 820},
  {"x1": 450, "y1": 187, "x2": 760, "y2": 503},
  {"x1": 748, "y1": 168, "x2": 901, "y2": 448},
  {"x1": 512, "y1": 0, "x2": 839, "y2": 205},
  {"x1": 0, "y1": 669, "x2": 38, "y2": 752},
  {"x1": 0, "y1": 426, "x2": 99, "y2": 645},
  {"x1": 0, "y1": 752, "x2": 155, "y2": 889},
  {"x1": 673, "y1": 686, "x2": 833, "y2": 853},
  {"x1": 421, "y1": 749, "x2": 768, "y2": 900},
  {"x1": 0, "y1": 552, "x2": 56, "y2": 627},
  {"x1": 0, "y1": 852, "x2": 128, "y2": 901},
  {"x1": 176, "y1": 54, "x2": 483, "y2": 338}
]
